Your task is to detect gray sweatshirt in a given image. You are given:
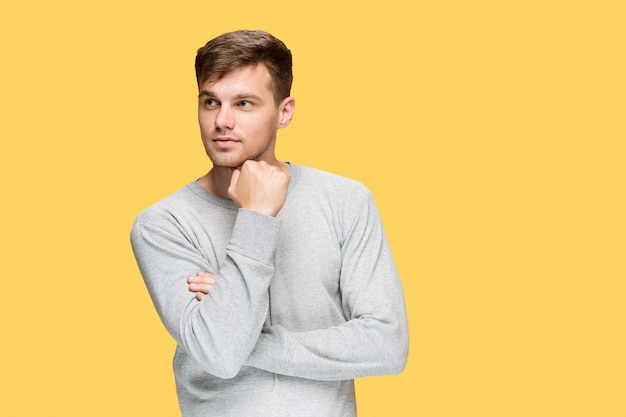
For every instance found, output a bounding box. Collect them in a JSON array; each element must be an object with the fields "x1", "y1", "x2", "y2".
[{"x1": 130, "y1": 163, "x2": 409, "y2": 417}]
